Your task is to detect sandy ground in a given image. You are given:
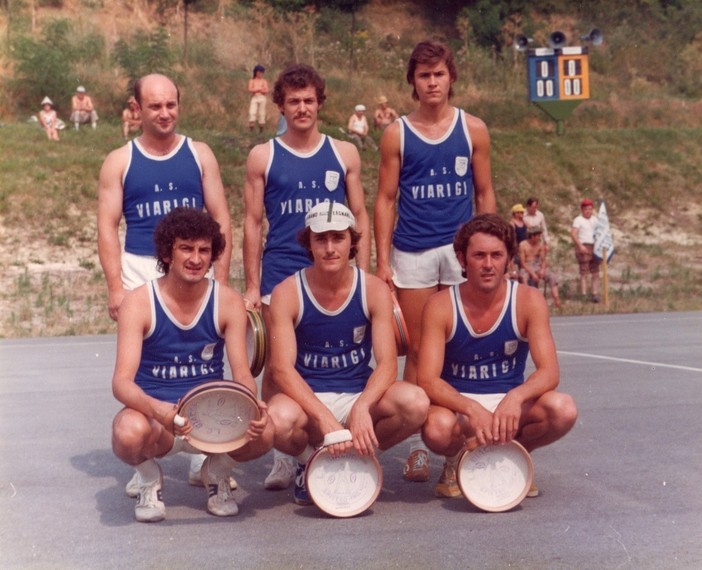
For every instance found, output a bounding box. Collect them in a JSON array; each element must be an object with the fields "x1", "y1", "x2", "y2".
[{"x1": 1, "y1": 205, "x2": 700, "y2": 338}]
